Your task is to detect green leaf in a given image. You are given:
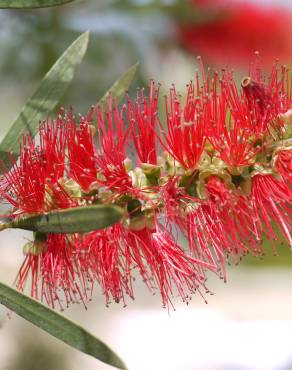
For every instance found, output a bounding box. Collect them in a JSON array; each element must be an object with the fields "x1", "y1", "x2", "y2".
[
  {"x1": 8, "y1": 204, "x2": 124, "y2": 233},
  {"x1": 99, "y1": 62, "x2": 139, "y2": 105},
  {"x1": 0, "y1": 282, "x2": 127, "y2": 370},
  {"x1": 0, "y1": 150, "x2": 11, "y2": 170},
  {"x1": 0, "y1": 32, "x2": 89, "y2": 172},
  {"x1": 0, "y1": 0, "x2": 74, "y2": 8}
]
